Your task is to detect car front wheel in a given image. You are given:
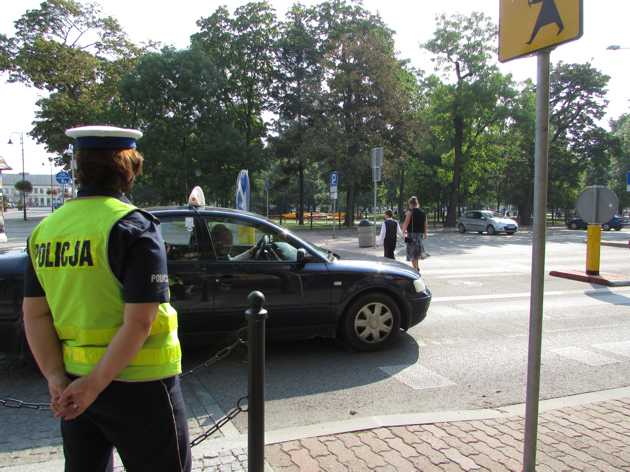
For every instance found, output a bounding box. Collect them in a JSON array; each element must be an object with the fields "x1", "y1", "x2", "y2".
[
  {"x1": 602, "y1": 223, "x2": 611, "y2": 231},
  {"x1": 458, "y1": 224, "x2": 466, "y2": 233},
  {"x1": 341, "y1": 293, "x2": 401, "y2": 351},
  {"x1": 486, "y1": 225, "x2": 496, "y2": 235},
  {"x1": 570, "y1": 222, "x2": 578, "y2": 230}
]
